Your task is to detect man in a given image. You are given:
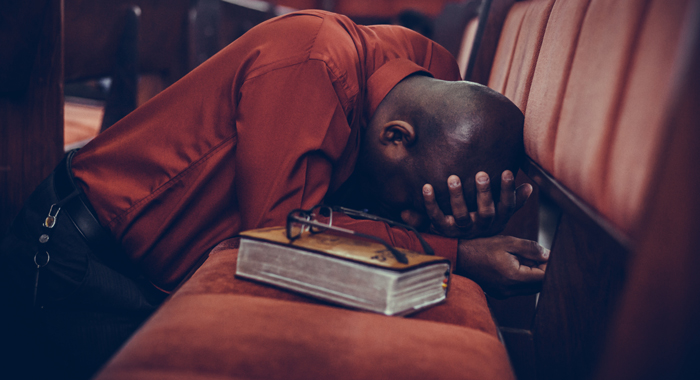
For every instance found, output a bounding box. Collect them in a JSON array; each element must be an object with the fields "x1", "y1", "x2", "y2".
[{"x1": 0, "y1": 10, "x2": 546, "y2": 379}]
